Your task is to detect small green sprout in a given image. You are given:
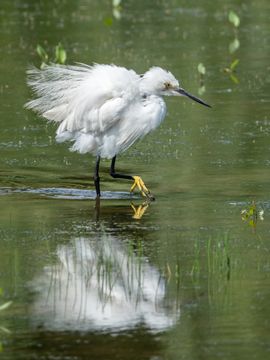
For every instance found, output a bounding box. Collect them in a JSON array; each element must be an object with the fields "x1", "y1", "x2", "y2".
[
  {"x1": 55, "y1": 43, "x2": 67, "y2": 65},
  {"x1": 112, "y1": 0, "x2": 122, "y2": 20},
  {"x1": 230, "y1": 58, "x2": 239, "y2": 71},
  {"x1": 229, "y1": 38, "x2": 240, "y2": 54},
  {"x1": 228, "y1": 11, "x2": 240, "y2": 28},
  {"x1": 112, "y1": 0, "x2": 121, "y2": 6},
  {"x1": 224, "y1": 59, "x2": 240, "y2": 84},
  {"x1": 197, "y1": 63, "x2": 206, "y2": 95},
  {"x1": 36, "y1": 43, "x2": 67, "y2": 69},
  {"x1": 104, "y1": 0, "x2": 122, "y2": 24},
  {"x1": 0, "y1": 288, "x2": 12, "y2": 313},
  {"x1": 198, "y1": 85, "x2": 206, "y2": 96},
  {"x1": 241, "y1": 201, "x2": 264, "y2": 228},
  {"x1": 0, "y1": 301, "x2": 12, "y2": 312},
  {"x1": 36, "y1": 44, "x2": 48, "y2": 69},
  {"x1": 0, "y1": 289, "x2": 12, "y2": 353},
  {"x1": 197, "y1": 63, "x2": 206, "y2": 76},
  {"x1": 228, "y1": 10, "x2": 240, "y2": 58}
]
